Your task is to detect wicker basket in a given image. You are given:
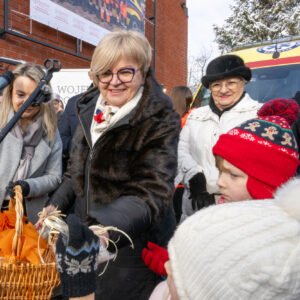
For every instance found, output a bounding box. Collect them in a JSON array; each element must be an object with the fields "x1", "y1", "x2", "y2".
[{"x1": 0, "y1": 186, "x2": 60, "y2": 300}]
